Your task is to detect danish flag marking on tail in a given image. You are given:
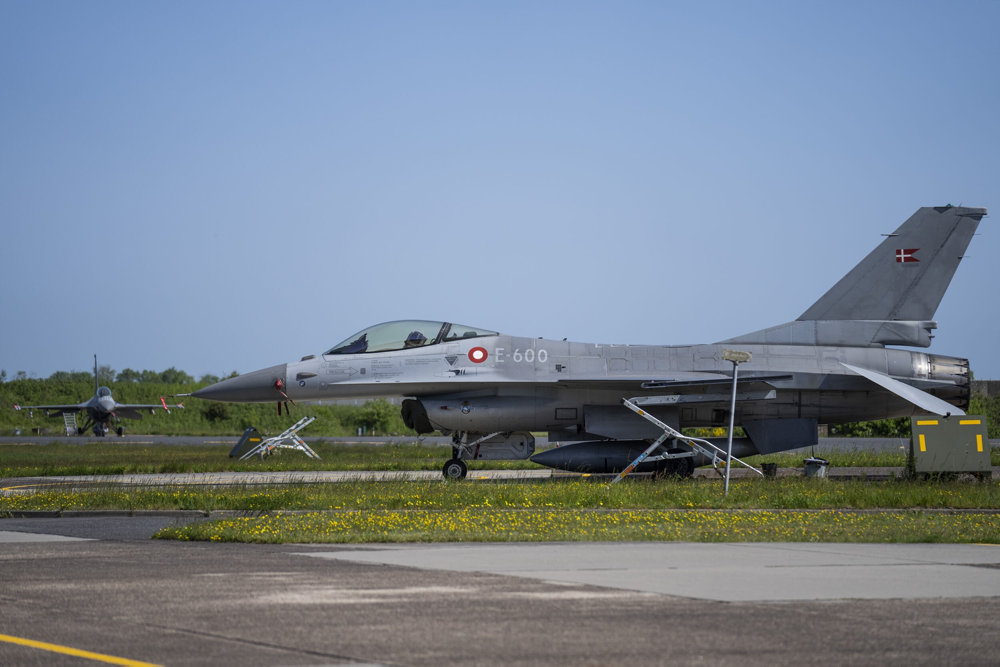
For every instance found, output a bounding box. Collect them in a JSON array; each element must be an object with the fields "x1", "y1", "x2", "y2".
[{"x1": 896, "y1": 248, "x2": 919, "y2": 263}]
